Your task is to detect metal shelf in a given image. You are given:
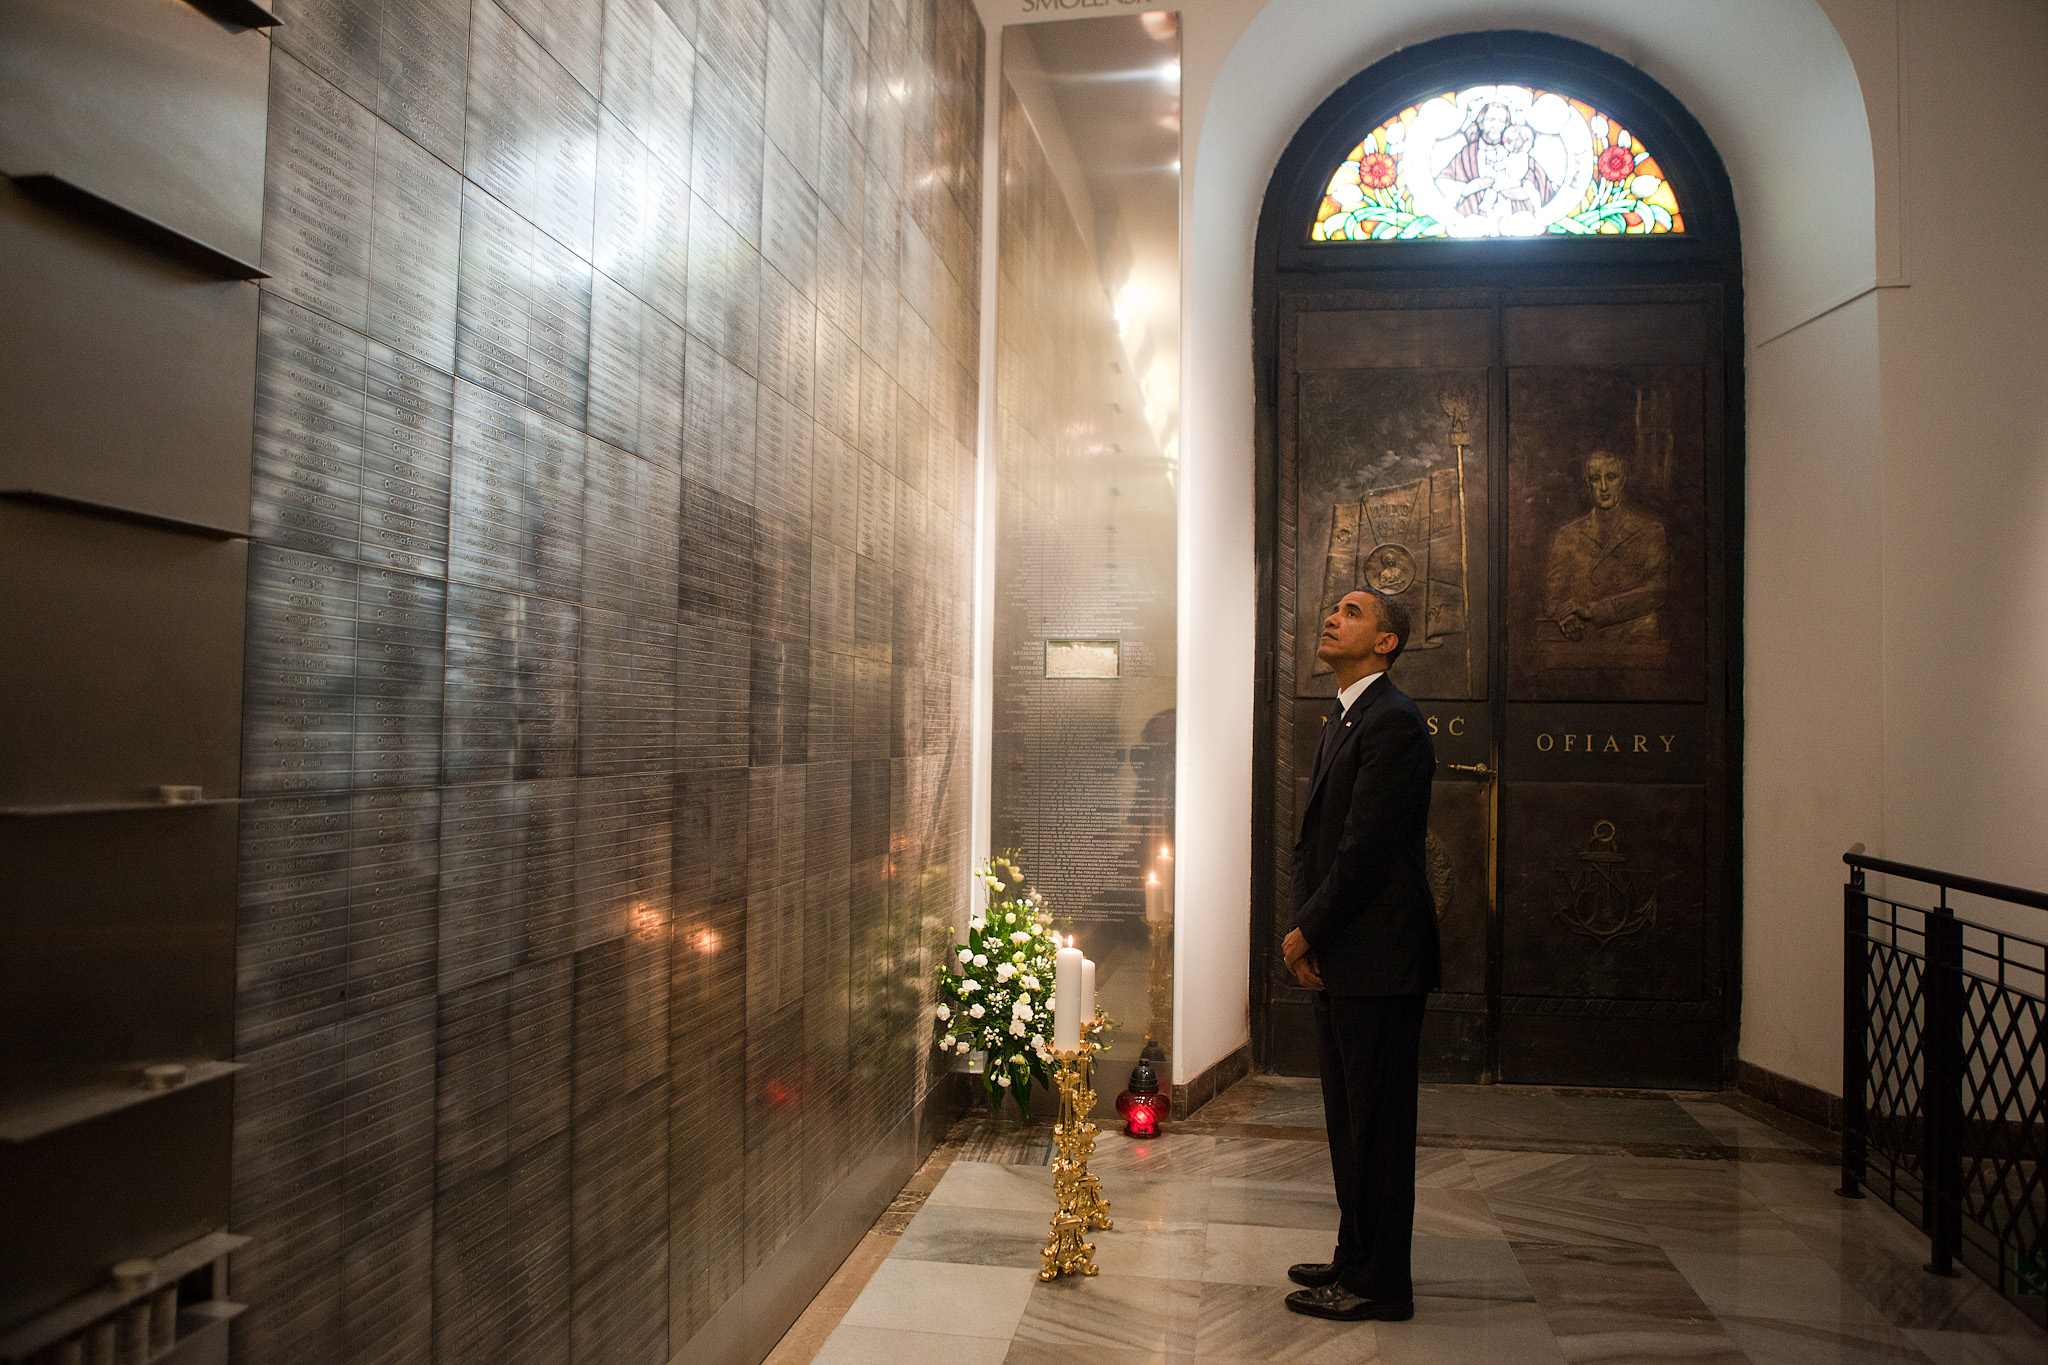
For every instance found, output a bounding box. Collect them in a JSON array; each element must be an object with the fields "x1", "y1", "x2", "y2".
[
  {"x1": 5, "y1": 174, "x2": 268, "y2": 280},
  {"x1": 156, "y1": 1302, "x2": 245, "y2": 1365},
  {"x1": 0, "y1": 799, "x2": 239, "y2": 818},
  {"x1": 0, "y1": 489, "x2": 249, "y2": 542},
  {"x1": 183, "y1": 0, "x2": 279, "y2": 28},
  {"x1": 0, "y1": 1231, "x2": 247, "y2": 1362},
  {"x1": 0, "y1": 1061, "x2": 243, "y2": 1144}
]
